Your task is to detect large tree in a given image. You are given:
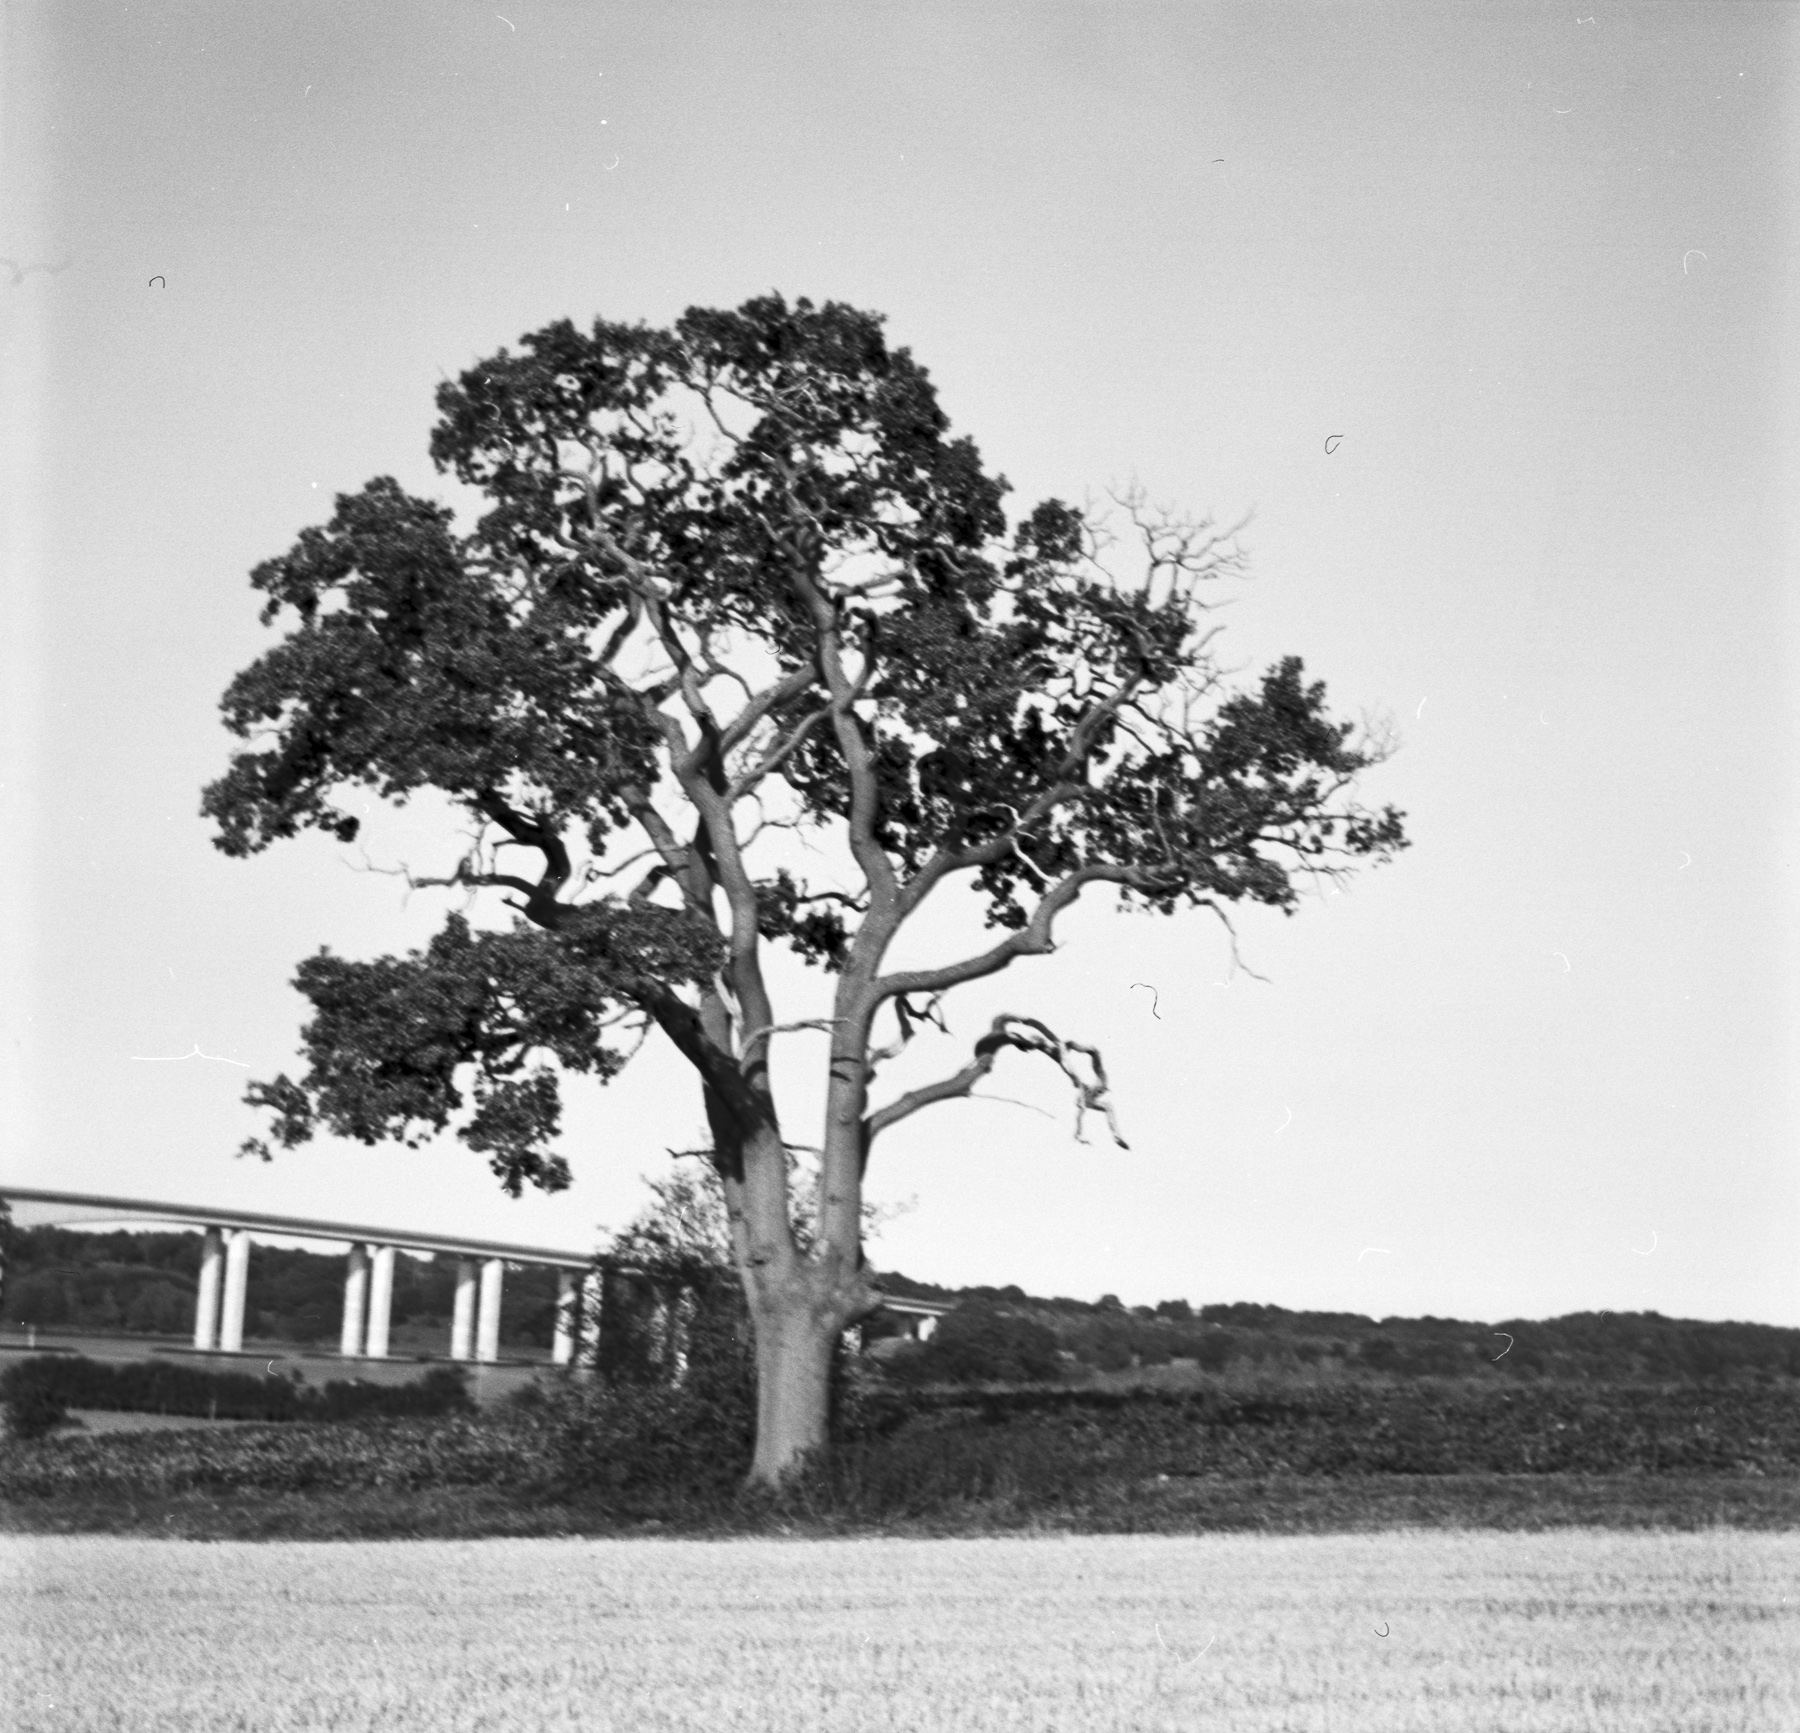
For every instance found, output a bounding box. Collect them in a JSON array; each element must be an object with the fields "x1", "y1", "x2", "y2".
[{"x1": 204, "y1": 294, "x2": 1406, "y2": 1483}]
